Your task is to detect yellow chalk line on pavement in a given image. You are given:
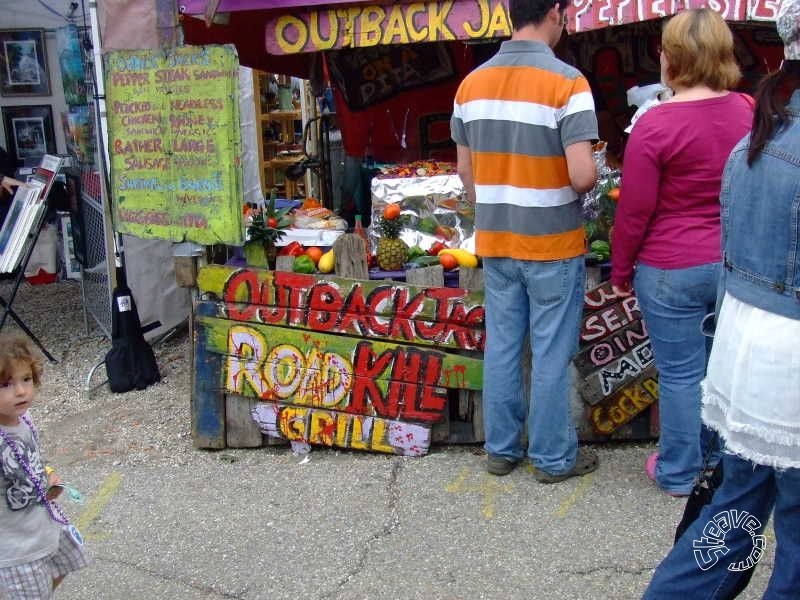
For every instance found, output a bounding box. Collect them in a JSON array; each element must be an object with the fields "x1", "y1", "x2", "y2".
[
  {"x1": 76, "y1": 471, "x2": 122, "y2": 536},
  {"x1": 554, "y1": 473, "x2": 594, "y2": 518},
  {"x1": 446, "y1": 467, "x2": 514, "y2": 520}
]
